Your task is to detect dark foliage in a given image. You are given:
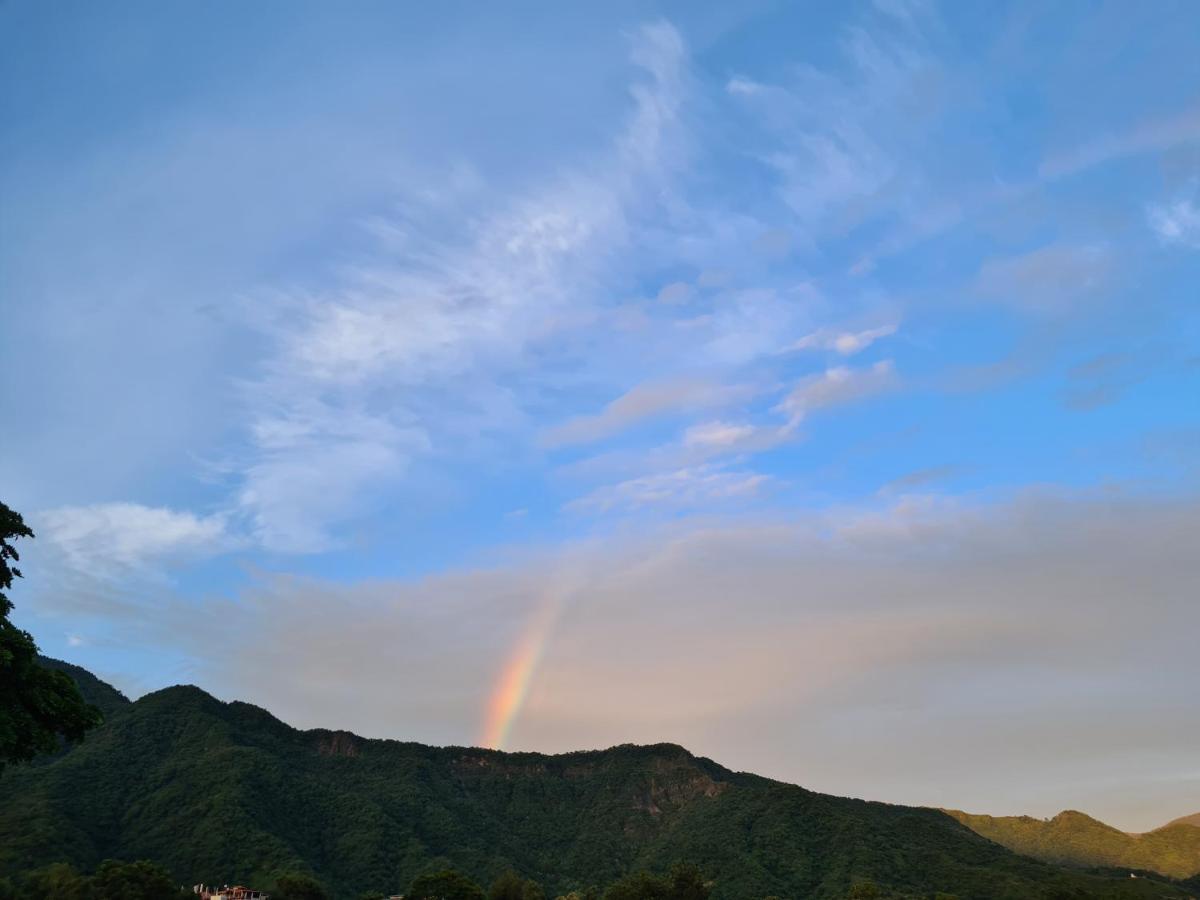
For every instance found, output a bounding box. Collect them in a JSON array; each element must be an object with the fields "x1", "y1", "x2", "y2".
[
  {"x1": 4, "y1": 859, "x2": 187, "y2": 900},
  {"x1": 274, "y1": 872, "x2": 330, "y2": 900},
  {"x1": 0, "y1": 502, "x2": 102, "y2": 771},
  {"x1": 489, "y1": 869, "x2": 545, "y2": 900},
  {"x1": 0, "y1": 665, "x2": 1193, "y2": 900},
  {"x1": 91, "y1": 858, "x2": 184, "y2": 899},
  {"x1": 602, "y1": 863, "x2": 709, "y2": 900},
  {"x1": 408, "y1": 869, "x2": 486, "y2": 900},
  {"x1": 34, "y1": 656, "x2": 130, "y2": 721}
]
